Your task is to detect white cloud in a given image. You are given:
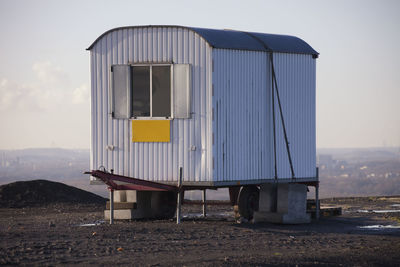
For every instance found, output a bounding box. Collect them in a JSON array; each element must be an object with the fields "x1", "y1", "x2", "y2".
[
  {"x1": 0, "y1": 78, "x2": 43, "y2": 111},
  {"x1": 0, "y1": 61, "x2": 88, "y2": 112},
  {"x1": 0, "y1": 79, "x2": 19, "y2": 110},
  {"x1": 32, "y1": 61, "x2": 69, "y2": 86},
  {"x1": 0, "y1": 61, "x2": 91, "y2": 149},
  {"x1": 72, "y1": 84, "x2": 89, "y2": 104}
]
